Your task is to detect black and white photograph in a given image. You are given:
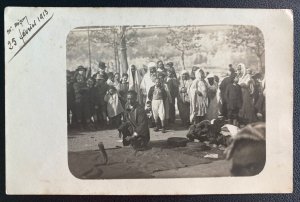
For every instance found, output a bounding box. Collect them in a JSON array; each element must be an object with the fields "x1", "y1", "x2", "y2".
[
  {"x1": 67, "y1": 25, "x2": 266, "y2": 179},
  {"x1": 5, "y1": 7, "x2": 292, "y2": 194}
]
